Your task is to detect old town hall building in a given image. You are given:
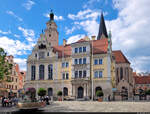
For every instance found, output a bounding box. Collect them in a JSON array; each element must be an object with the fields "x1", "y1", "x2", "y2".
[{"x1": 25, "y1": 11, "x2": 133, "y2": 100}]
